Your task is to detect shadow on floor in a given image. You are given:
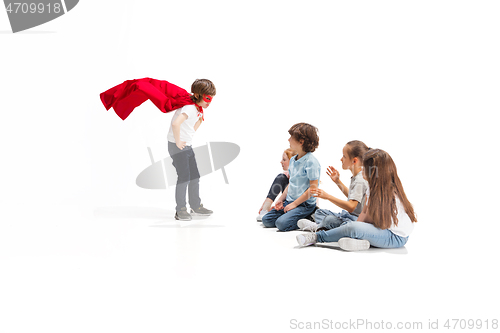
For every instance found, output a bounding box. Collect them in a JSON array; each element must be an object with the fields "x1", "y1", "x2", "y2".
[
  {"x1": 93, "y1": 206, "x2": 224, "y2": 228},
  {"x1": 93, "y1": 206, "x2": 170, "y2": 219},
  {"x1": 313, "y1": 242, "x2": 408, "y2": 254}
]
